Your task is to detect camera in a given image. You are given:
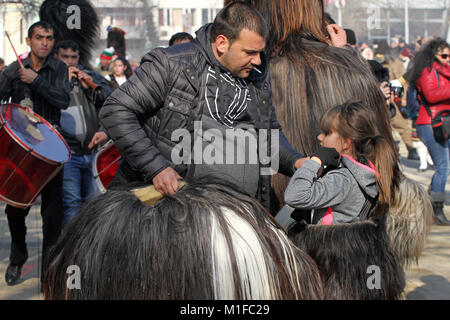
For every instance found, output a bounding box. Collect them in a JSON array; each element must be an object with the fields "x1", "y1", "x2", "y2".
[{"x1": 388, "y1": 80, "x2": 404, "y2": 98}]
